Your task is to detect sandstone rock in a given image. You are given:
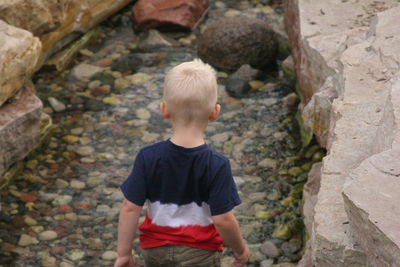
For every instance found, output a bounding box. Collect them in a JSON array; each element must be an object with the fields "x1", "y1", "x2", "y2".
[
  {"x1": 132, "y1": 0, "x2": 209, "y2": 31},
  {"x1": 39, "y1": 0, "x2": 132, "y2": 64},
  {"x1": 302, "y1": 77, "x2": 338, "y2": 147},
  {"x1": 0, "y1": 20, "x2": 41, "y2": 106},
  {"x1": 0, "y1": 87, "x2": 42, "y2": 178},
  {"x1": 0, "y1": 0, "x2": 65, "y2": 36},
  {"x1": 197, "y1": 17, "x2": 277, "y2": 71},
  {"x1": 284, "y1": 1, "x2": 400, "y2": 266},
  {"x1": 302, "y1": 162, "x2": 321, "y2": 233},
  {"x1": 71, "y1": 63, "x2": 103, "y2": 81},
  {"x1": 225, "y1": 64, "x2": 261, "y2": 98},
  {"x1": 343, "y1": 148, "x2": 400, "y2": 266}
]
